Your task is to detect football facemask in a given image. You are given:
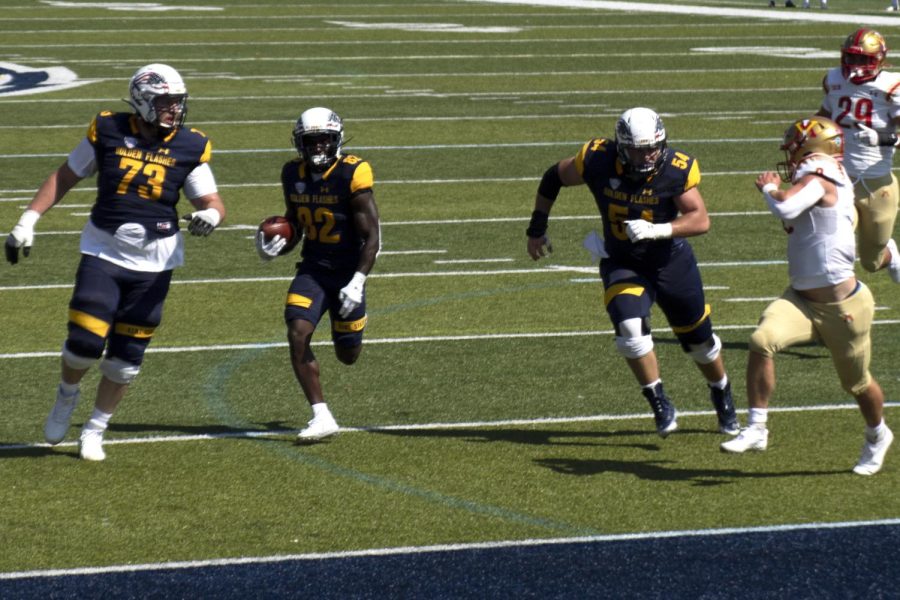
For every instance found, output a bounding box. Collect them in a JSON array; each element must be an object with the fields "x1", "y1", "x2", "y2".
[
  {"x1": 292, "y1": 107, "x2": 344, "y2": 173},
  {"x1": 615, "y1": 107, "x2": 667, "y2": 178},
  {"x1": 841, "y1": 29, "x2": 888, "y2": 84},
  {"x1": 127, "y1": 63, "x2": 188, "y2": 130}
]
